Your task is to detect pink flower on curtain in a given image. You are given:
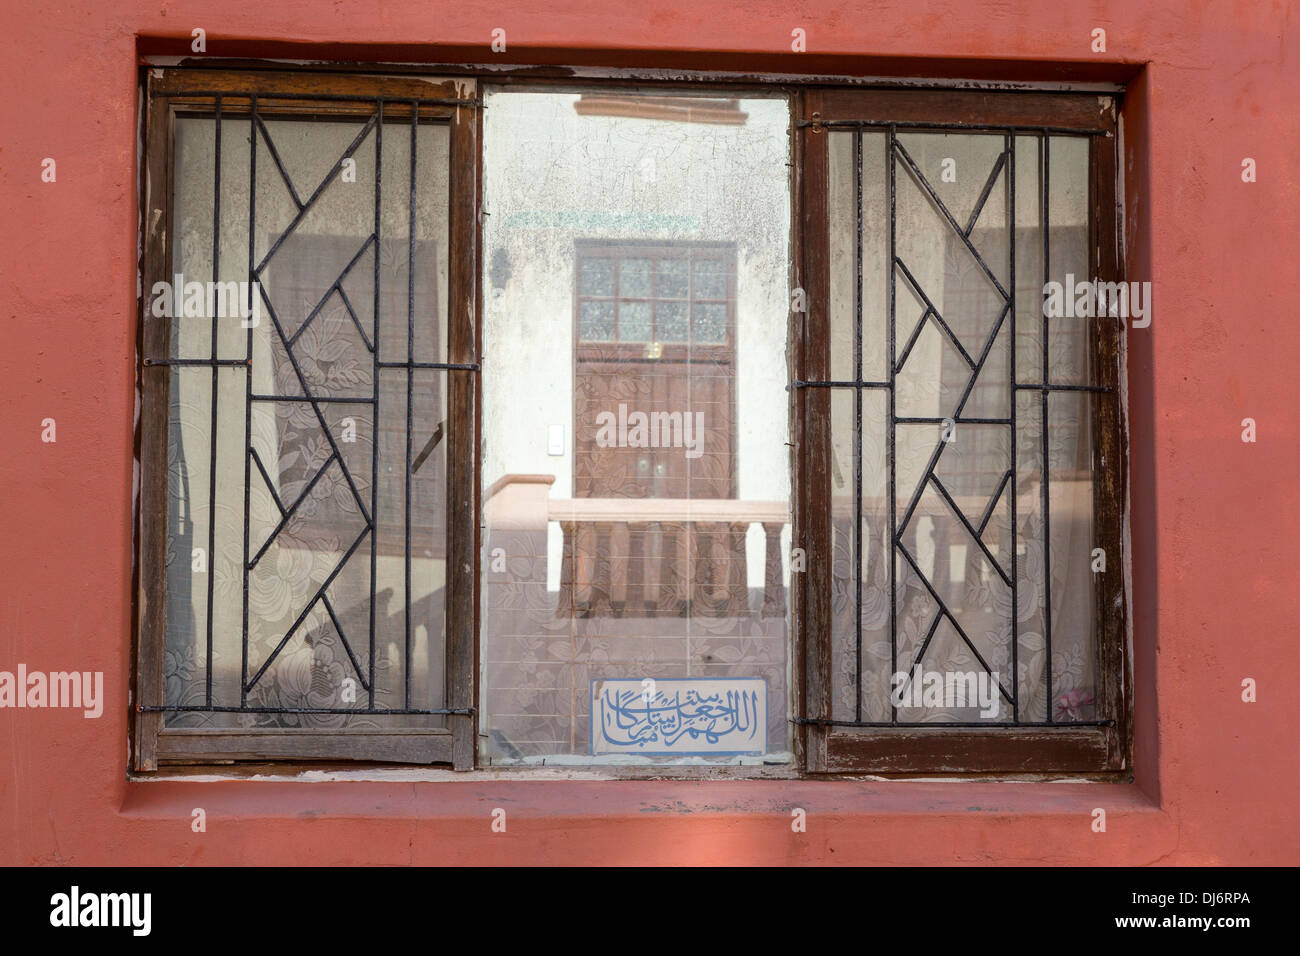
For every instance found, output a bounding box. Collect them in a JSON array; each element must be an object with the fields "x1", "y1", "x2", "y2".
[{"x1": 1054, "y1": 688, "x2": 1095, "y2": 721}]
